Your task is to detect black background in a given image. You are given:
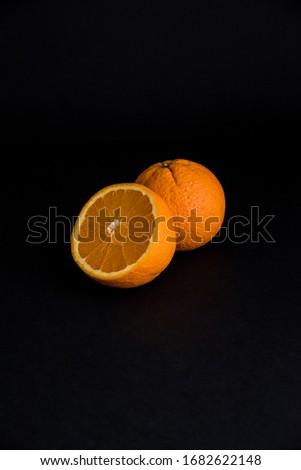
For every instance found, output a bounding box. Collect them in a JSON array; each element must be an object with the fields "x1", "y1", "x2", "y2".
[
  {"x1": 1, "y1": 0, "x2": 301, "y2": 451},
  {"x1": 1, "y1": 0, "x2": 301, "y2": 141}
]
